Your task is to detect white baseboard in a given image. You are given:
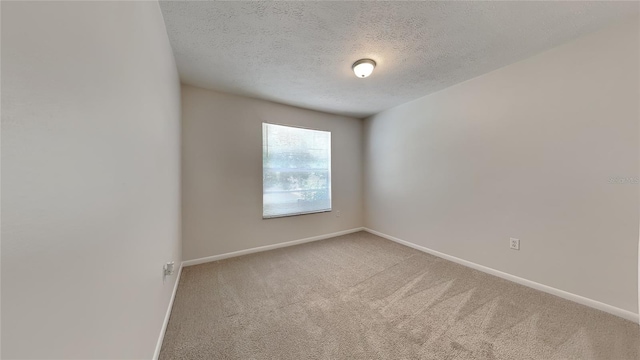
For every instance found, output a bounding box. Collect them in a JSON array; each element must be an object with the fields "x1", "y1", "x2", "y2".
[
  {"x1": 182, "y1": 227, "x2": 365, "y2": 267},
  {"x1": 153, "y1": 263, "x2": 183, "y2": 360},
  {"x1": 364, "y1": 227, "x2": 639, "y2": 324}
]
